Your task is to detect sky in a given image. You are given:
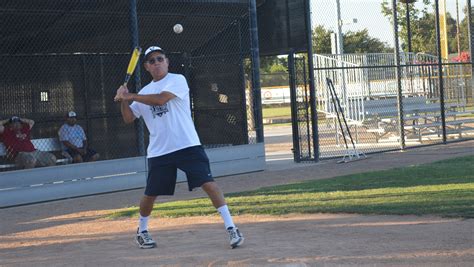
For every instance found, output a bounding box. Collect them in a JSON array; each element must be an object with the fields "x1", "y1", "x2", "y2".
[{"x1": 311, "y1": 0, "x2": 469, "y2": 47}]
